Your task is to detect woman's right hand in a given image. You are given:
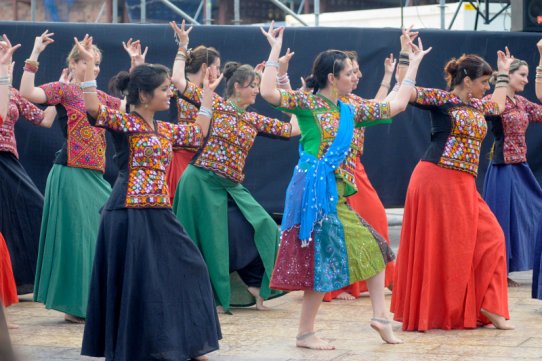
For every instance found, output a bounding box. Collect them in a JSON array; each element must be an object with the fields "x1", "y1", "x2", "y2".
[
  {"x1": 203, "y1": 66, "x2": 223, "y2": 92},
  {"x1": 400, "y1": 25, "x2": 418, "y2": 52},
  {"x1": 73, "y1": 34, "x2": 95, "y2": 62},
  {"x1": 0, "y1": 35, "x2": 21, "y2": 67},
  {"x1": 32, "y1": 30, "x2": 54, "y2": 55},
  {"x1": 169, "y1": 20, "x2": 192, "y2": 48},
  {"x1": 384, "y1": 53, "x2": 396, "y2": 75},
  {"x1": 408, "y1": 37, "x2": 432, "y2": 64},
  {"x1": 260, "y1": 21, "x2": 284, "y2": 49}
]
